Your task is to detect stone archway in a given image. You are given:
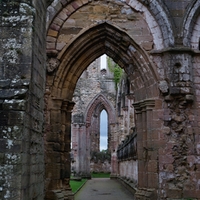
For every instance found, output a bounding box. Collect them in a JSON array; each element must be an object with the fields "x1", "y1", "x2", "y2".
[
  {"x1": 182, "y1": 0, "x2": 200, "y2": 47},
  {"x1": 45, "y1": 19, "x2": 161, "y2": 198},
  {"x1": 71, "y1": 93, "x2": 117, "y2": 177},
  {"x1": 1, "y1": 1, "x2": 200, "y2": 200}
]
